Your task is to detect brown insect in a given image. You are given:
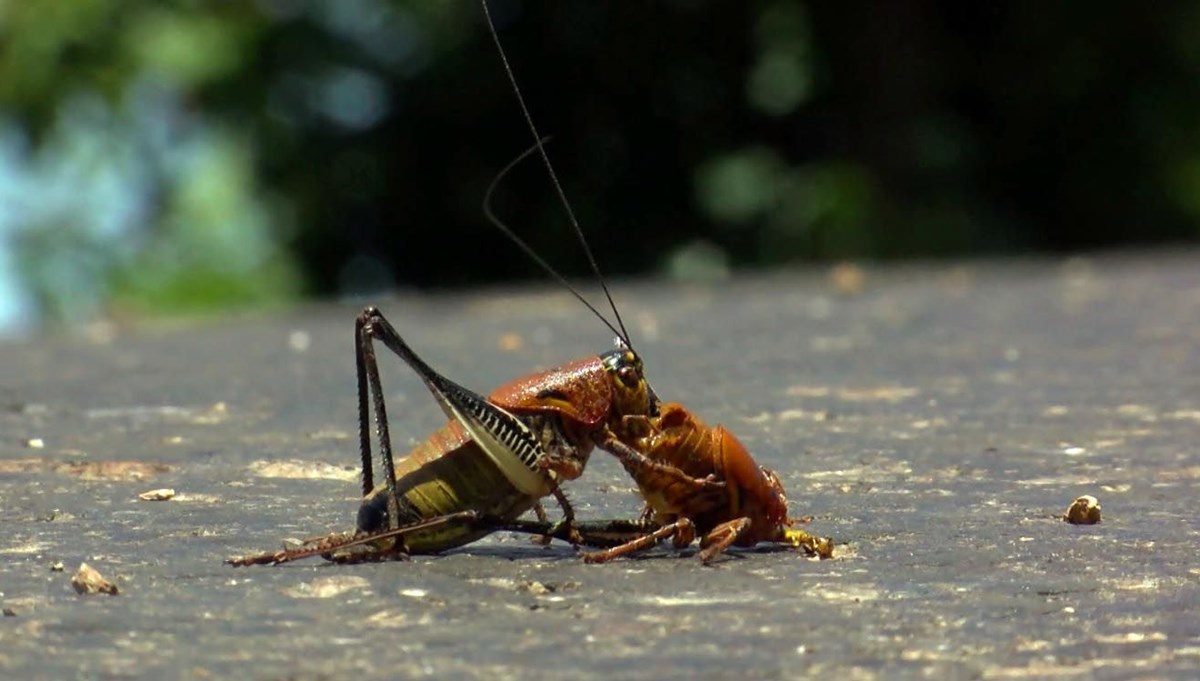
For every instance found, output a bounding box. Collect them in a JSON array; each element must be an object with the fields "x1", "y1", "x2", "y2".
[
  {"x1": 229, "y1": 1, "x2": 833, "y2": 567},
  {"x1": 599, "y1": 402, "x2": 832, "y2": 562},
  {"x1": 470, "y1": 0, "x2": 834, "y2": 564},
  {"x1": 506, "y1": 402, "x2": 833, "y2": 563}
]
